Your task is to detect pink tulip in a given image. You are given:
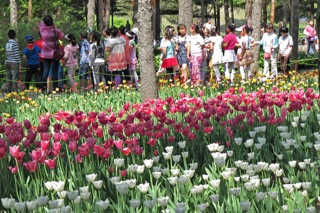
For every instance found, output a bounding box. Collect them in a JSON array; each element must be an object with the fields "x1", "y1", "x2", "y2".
[
  {"x1": 45, "y1": 158, "x2": 57, "y2": 169},
  {"x1": 24, "y1": 160, "x2": 38, "y2": 172}
]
